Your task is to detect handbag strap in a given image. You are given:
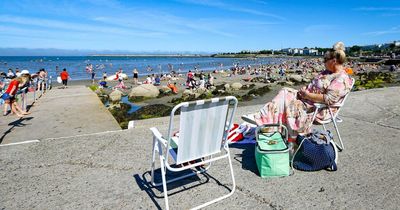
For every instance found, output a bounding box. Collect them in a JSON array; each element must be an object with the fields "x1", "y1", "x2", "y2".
[
  {"x1": 327, "y1": 139, "x2": 338, "y2": 171},
  {"x1": 290, "y1": 136, "x2": 307, "y2": 174}
]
